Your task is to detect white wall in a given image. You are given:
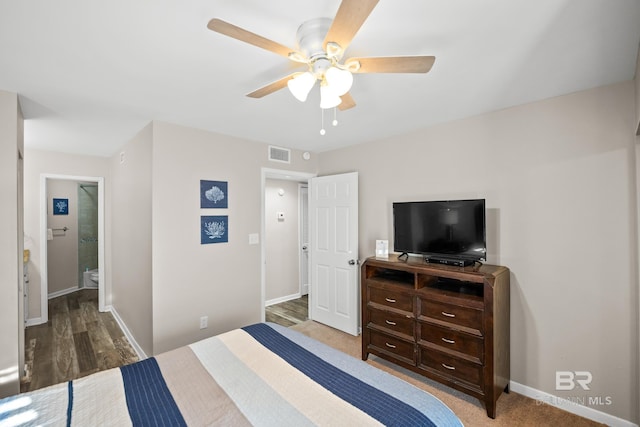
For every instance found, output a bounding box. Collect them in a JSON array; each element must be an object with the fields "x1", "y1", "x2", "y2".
[
  {"x1": 110, "y1": 123, "x2": 154, "y2": 356},
  {"x1": 635, "y1": 42, "x2": 640, "y2": 135},
  {"x1": 265, "y1": 179, "x2": 301, "y2": 302},
  {"x1": 149, "y1": 121, "x2": 316, "y2": 354},
  {"x1": 318, "y1": 81, "x2": 638, "y2": 423},
  {"x1": 0, "y1": 90, "x2": 23, "y2": 397}
]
